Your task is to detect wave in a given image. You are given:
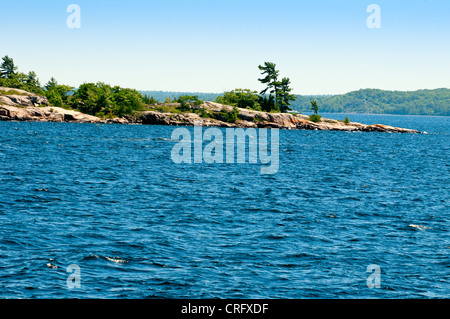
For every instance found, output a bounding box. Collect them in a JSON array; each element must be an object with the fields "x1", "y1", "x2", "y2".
[{"x1": 82, "y1": 254, "x2": 128, "y2": 264}]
